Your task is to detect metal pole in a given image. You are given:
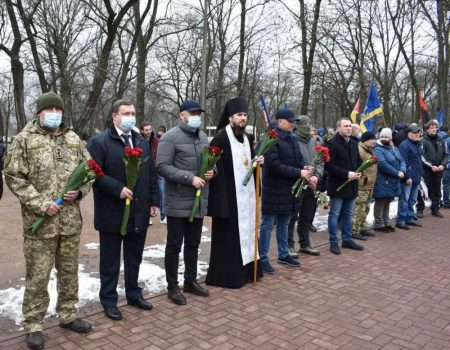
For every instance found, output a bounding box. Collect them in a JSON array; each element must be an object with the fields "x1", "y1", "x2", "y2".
[{"x1": 200, "y1": 0, "x2": 208, "y2": 128}]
